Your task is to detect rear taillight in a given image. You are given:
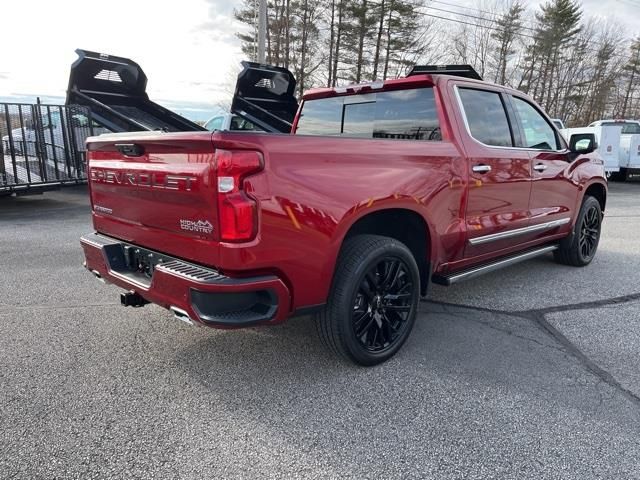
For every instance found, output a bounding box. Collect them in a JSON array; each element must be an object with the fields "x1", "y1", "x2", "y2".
[{"x1": 215, "y1": 149, "x2": 263, "y2": 242}]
